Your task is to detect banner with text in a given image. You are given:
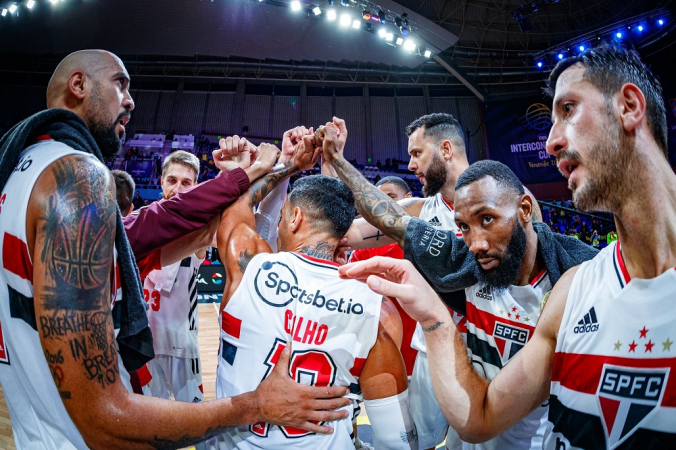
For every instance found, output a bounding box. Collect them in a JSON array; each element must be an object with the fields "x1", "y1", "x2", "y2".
[{"x1": 484, "y1": 96, "x2": 566, "y2": 184}]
